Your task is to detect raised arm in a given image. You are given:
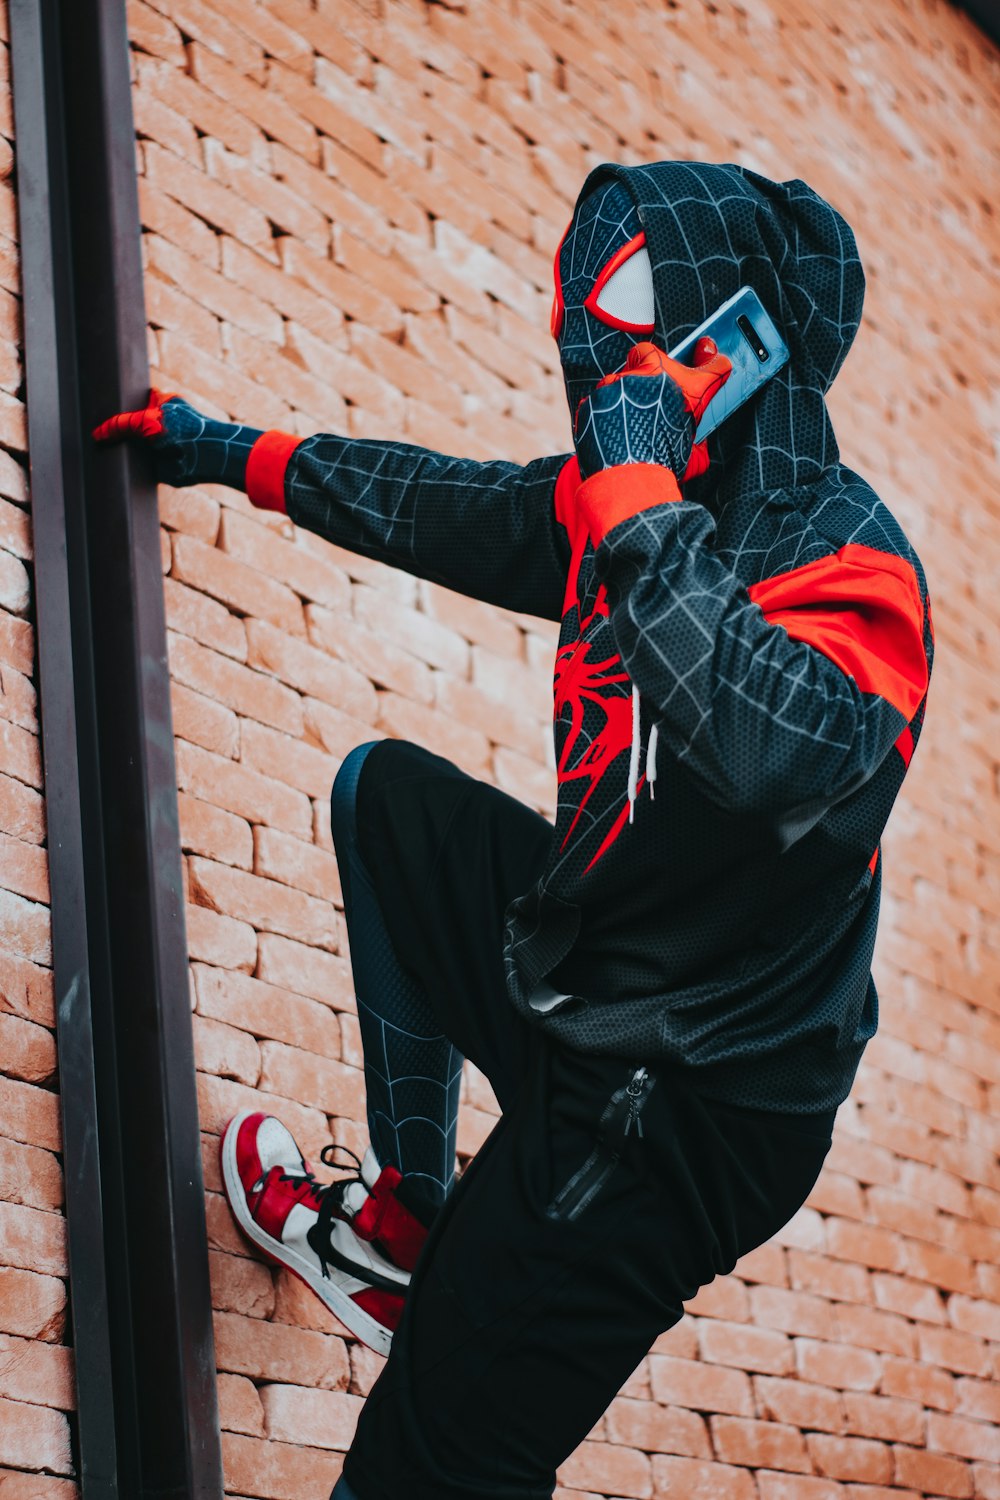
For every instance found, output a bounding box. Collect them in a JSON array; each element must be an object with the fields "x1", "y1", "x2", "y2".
[
  {"x1": 569, "y1": 342, "x2": 931, "y2": 837},
  {"x1": 94, "y1": 391, "x2": 573, "y2": 622}
]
